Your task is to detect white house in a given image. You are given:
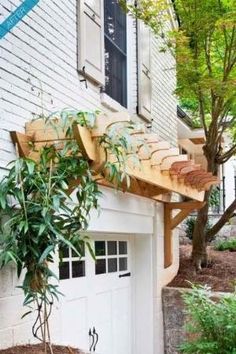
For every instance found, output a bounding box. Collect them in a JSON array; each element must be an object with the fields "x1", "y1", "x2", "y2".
[{"x1": 0, "y1": 1, "x2": 214, "y2": 353}]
